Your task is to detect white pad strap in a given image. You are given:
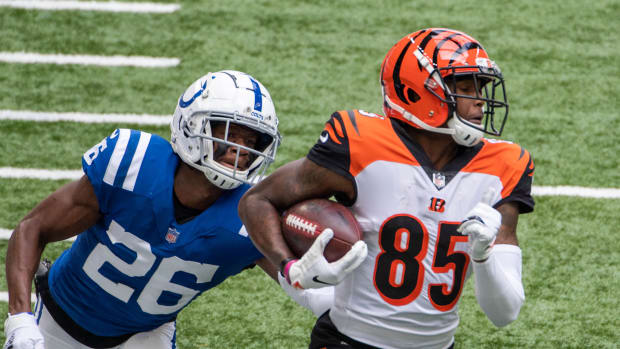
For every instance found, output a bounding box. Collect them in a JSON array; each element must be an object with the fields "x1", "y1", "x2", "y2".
[
  {"x1": 278, "y1": 273, "x2": 333, "y2": 317},
  {"x1": 473, "y1": 244, "x2": 525, "y2": 327},
  {"x1": 383, "y1": 94, "x2": 455, "y2": 135}
]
